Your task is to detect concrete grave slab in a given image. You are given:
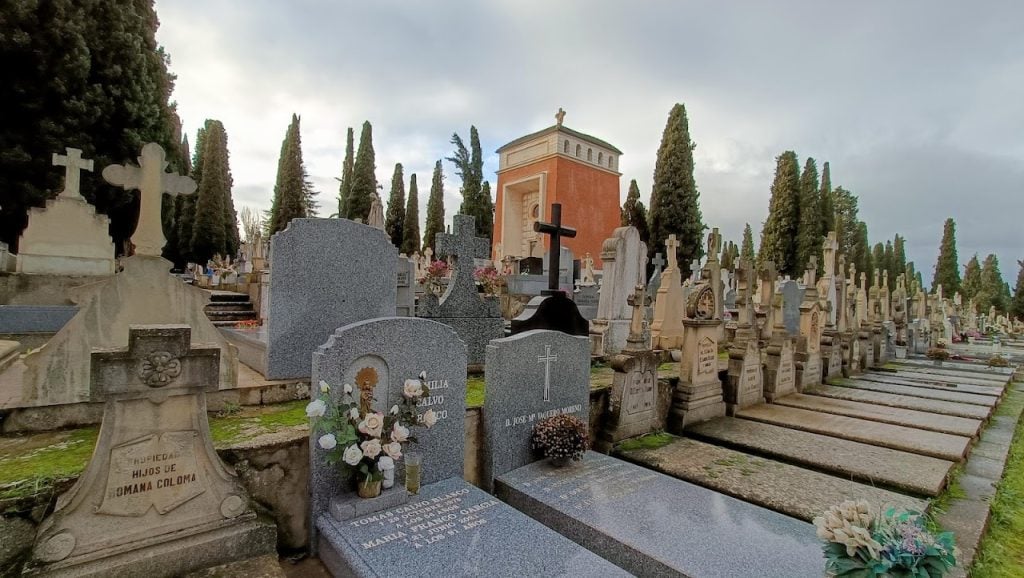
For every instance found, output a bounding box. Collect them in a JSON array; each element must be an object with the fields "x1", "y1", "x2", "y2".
[
  {"x1": 831, "y1": 379, "x2": 998, "y2": 407},
  {"x1": 806, "y1": 385, "x2": 991, "y2": 420},
  {"x1": 773, "y1": 393, "x2": 983, "y2": 437},
  {"x1": 854, "y1": 373, "x2": 1003, "y2": 397}
]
